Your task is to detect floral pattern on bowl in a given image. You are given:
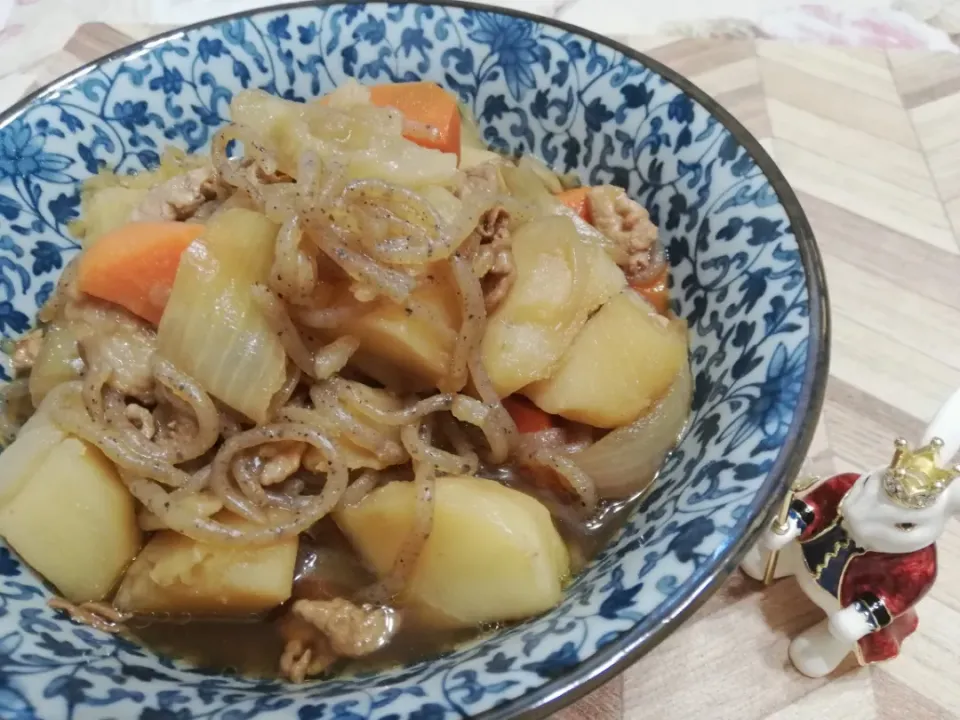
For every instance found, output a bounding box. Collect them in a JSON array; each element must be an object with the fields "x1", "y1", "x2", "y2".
[{"x1": 0, "y1": 2, "x2": 828, "y2": 718}]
